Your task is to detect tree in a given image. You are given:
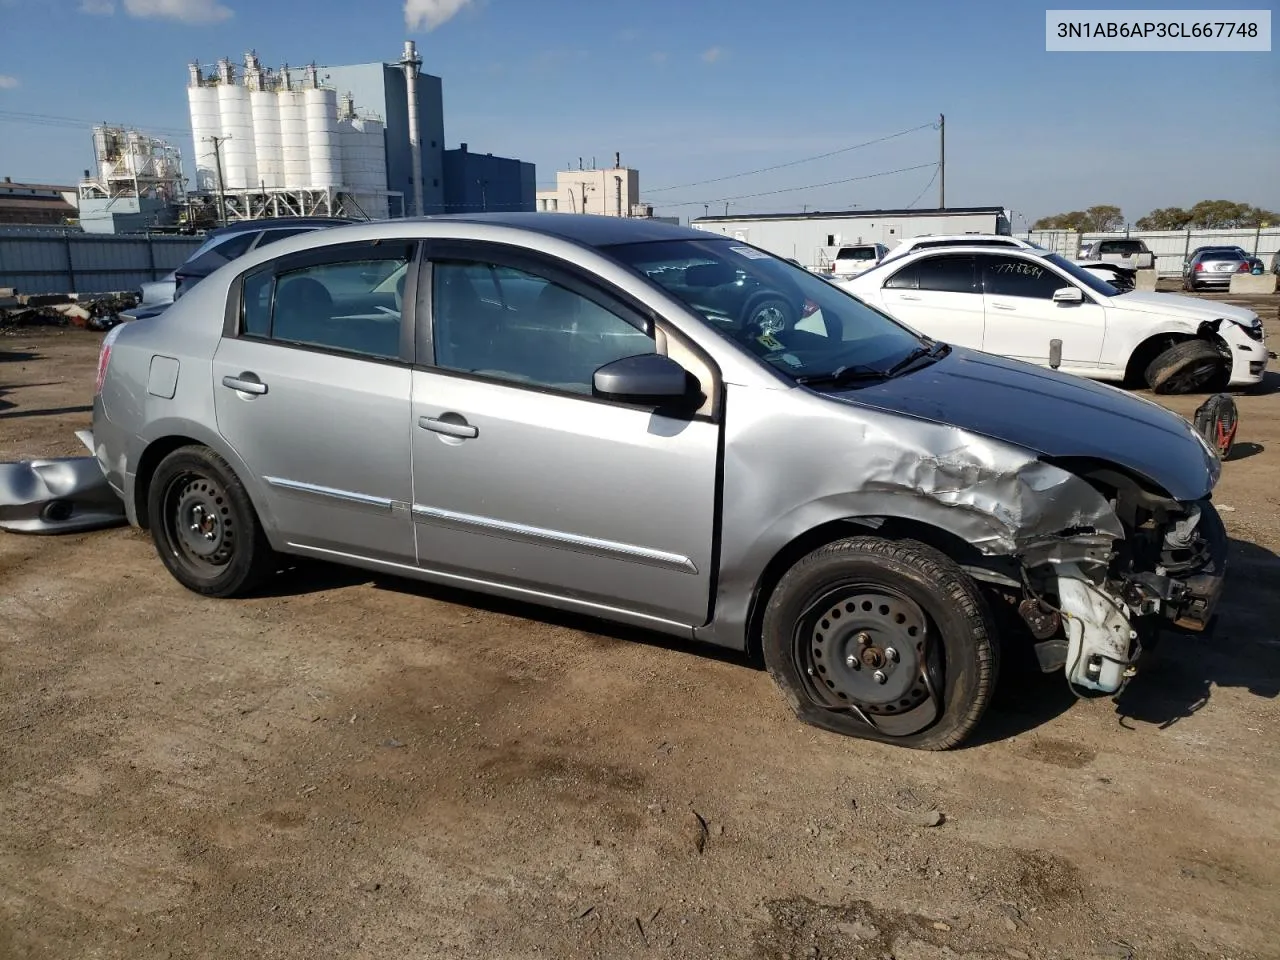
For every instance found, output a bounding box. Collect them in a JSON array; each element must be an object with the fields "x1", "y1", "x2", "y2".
[
  {"x1": 1032, "y1": 206, "x2": 1123, "y2": 232},
  {"x1": 1084, "y1": 204, "x2": 1124, "y2": 232},
  {"x1": 1135, "y1": 206, "x2": 1192, "y2": 230},
  {"x1": 1188, "y1": 200, "x2": 1254, "y2": 228}
]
